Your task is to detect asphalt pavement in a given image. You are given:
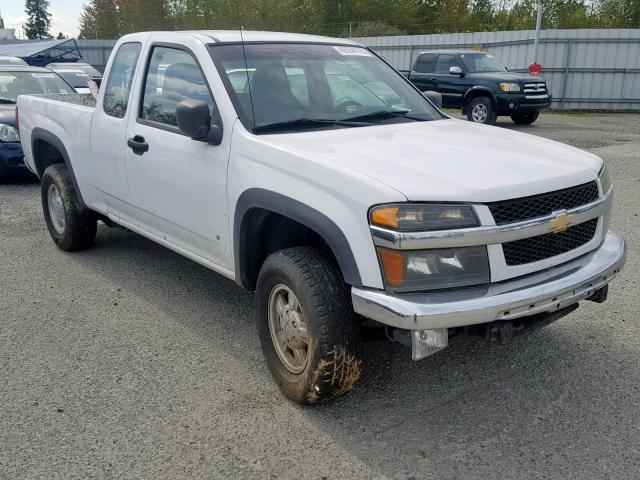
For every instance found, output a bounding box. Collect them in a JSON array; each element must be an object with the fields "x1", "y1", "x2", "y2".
[{"x1": 1, "y1": 112, "x2": 639, "y2": 479}]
